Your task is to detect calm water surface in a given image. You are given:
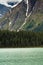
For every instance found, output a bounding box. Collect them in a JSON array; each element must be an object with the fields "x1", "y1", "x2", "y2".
[{"x1": 0, "y1": 48, "x2": 43, "y2": 65}]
